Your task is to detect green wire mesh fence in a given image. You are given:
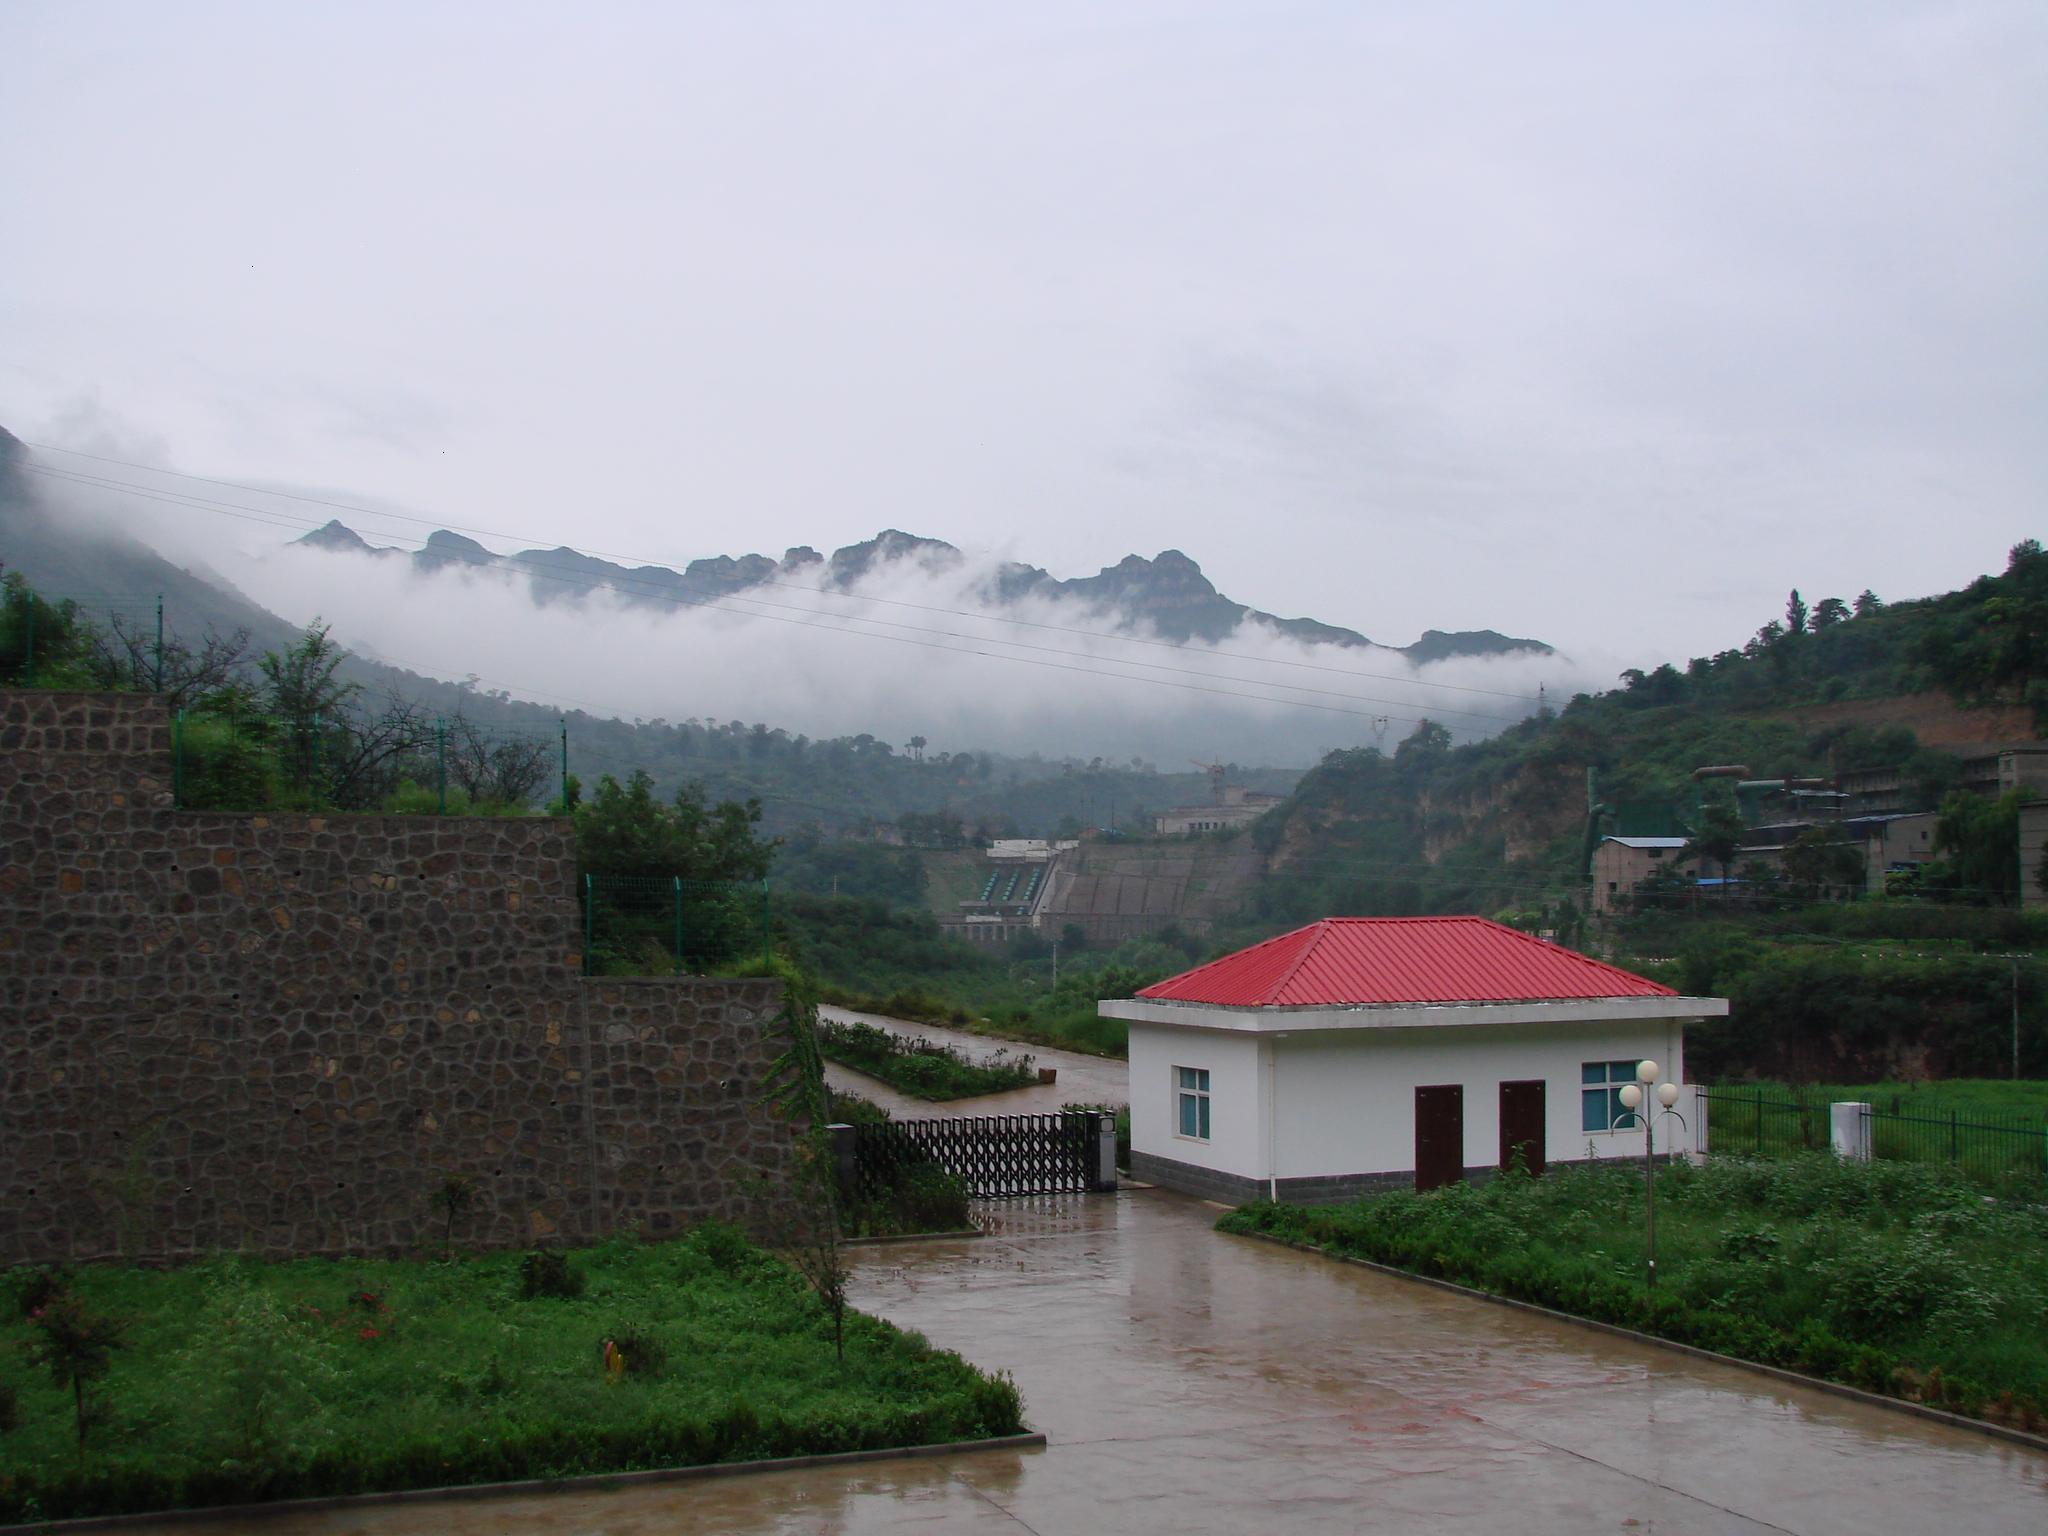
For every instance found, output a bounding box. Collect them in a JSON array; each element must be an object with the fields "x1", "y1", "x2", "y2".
[
  {"x1": 0, "y1": 585, "x2": 165, "y2": 690},
  {"x1": 174, "y1": 710, "x2": 572, "y2": 815},
  {"x1": 582, "y1": 876, "x2": 773, "y2": 976}
]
